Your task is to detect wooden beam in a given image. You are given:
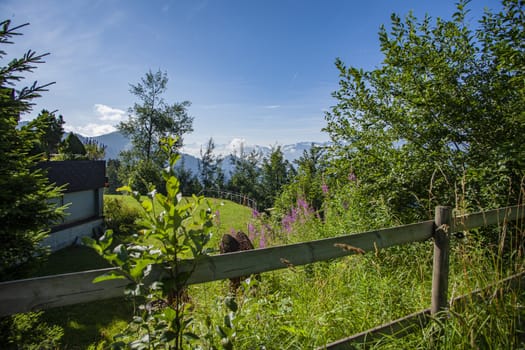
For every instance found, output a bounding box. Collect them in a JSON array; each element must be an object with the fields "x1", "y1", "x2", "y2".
[
  {"x1": 0, "y1": 268, "x2": 128, "y2": 317},
  {"x1": 431, "y1": 206, "x2": 451, "y2": 315},
  {"x1": 0, "y1": 220, "x2": 434, "y2": 317},
  {"x1": 186, "y1": 220, "x2": 434, "y2": 285},
  {"x1": 452, "y1": 204, "x2": 525, "y2": 232},
  {"x1": 320, "y1": 271, "x2": 525, "y2": 349}
]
